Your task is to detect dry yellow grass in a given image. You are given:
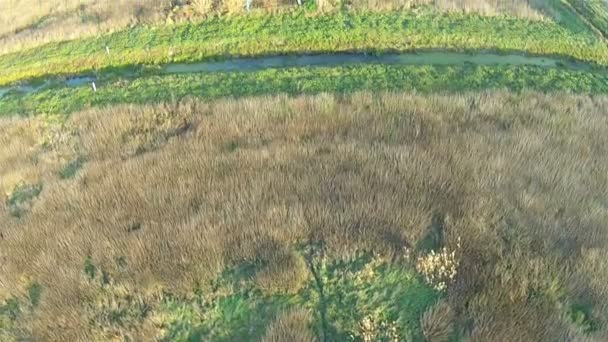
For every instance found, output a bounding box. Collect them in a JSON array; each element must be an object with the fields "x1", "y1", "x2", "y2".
[
  {"x1": 348, "y1": 0, "x2": 546, "y2": 19},
  {"x1": 421, "y1": 300, "x2": 454, "y2": 342},
  {"x1": 0, "y1": 91, "x2": 607, "y2": 340},
  {"x1": 255, "y1": 248, "x2": 310, "y2": 294},
  {"x1": 0, "y1": 0, "x2": 547, "y2": 54}
]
